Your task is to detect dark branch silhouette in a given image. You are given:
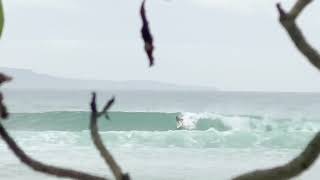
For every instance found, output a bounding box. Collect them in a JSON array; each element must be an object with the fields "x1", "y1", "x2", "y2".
[
  {"x1": 0, "y1": 92, "x2": 8, "y2": 119},
  {"x1": 90, "y1": 93, "x2": 130, "y2": 180},
  {"x1": 233, "y1": 0, "x2": 320, "y2": 179},
  {"x1": 140, "y1": 0, "x2": 154, "y2": 67},
  {"x1": 1, "y1": 0, "x2": 320, "y2": 179},
  {"x1": 0, "y1": 73, "x2": 11, "y2": 119},
  {"x1": 0, "y1": 73, "x2": 11, "y2": 84},
  {"x1": 277, "y1": 0, "x2": 320, "y2": 70},
  {"x1": 0, "y1": 76, "x2": 108, "y2": 180}
]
